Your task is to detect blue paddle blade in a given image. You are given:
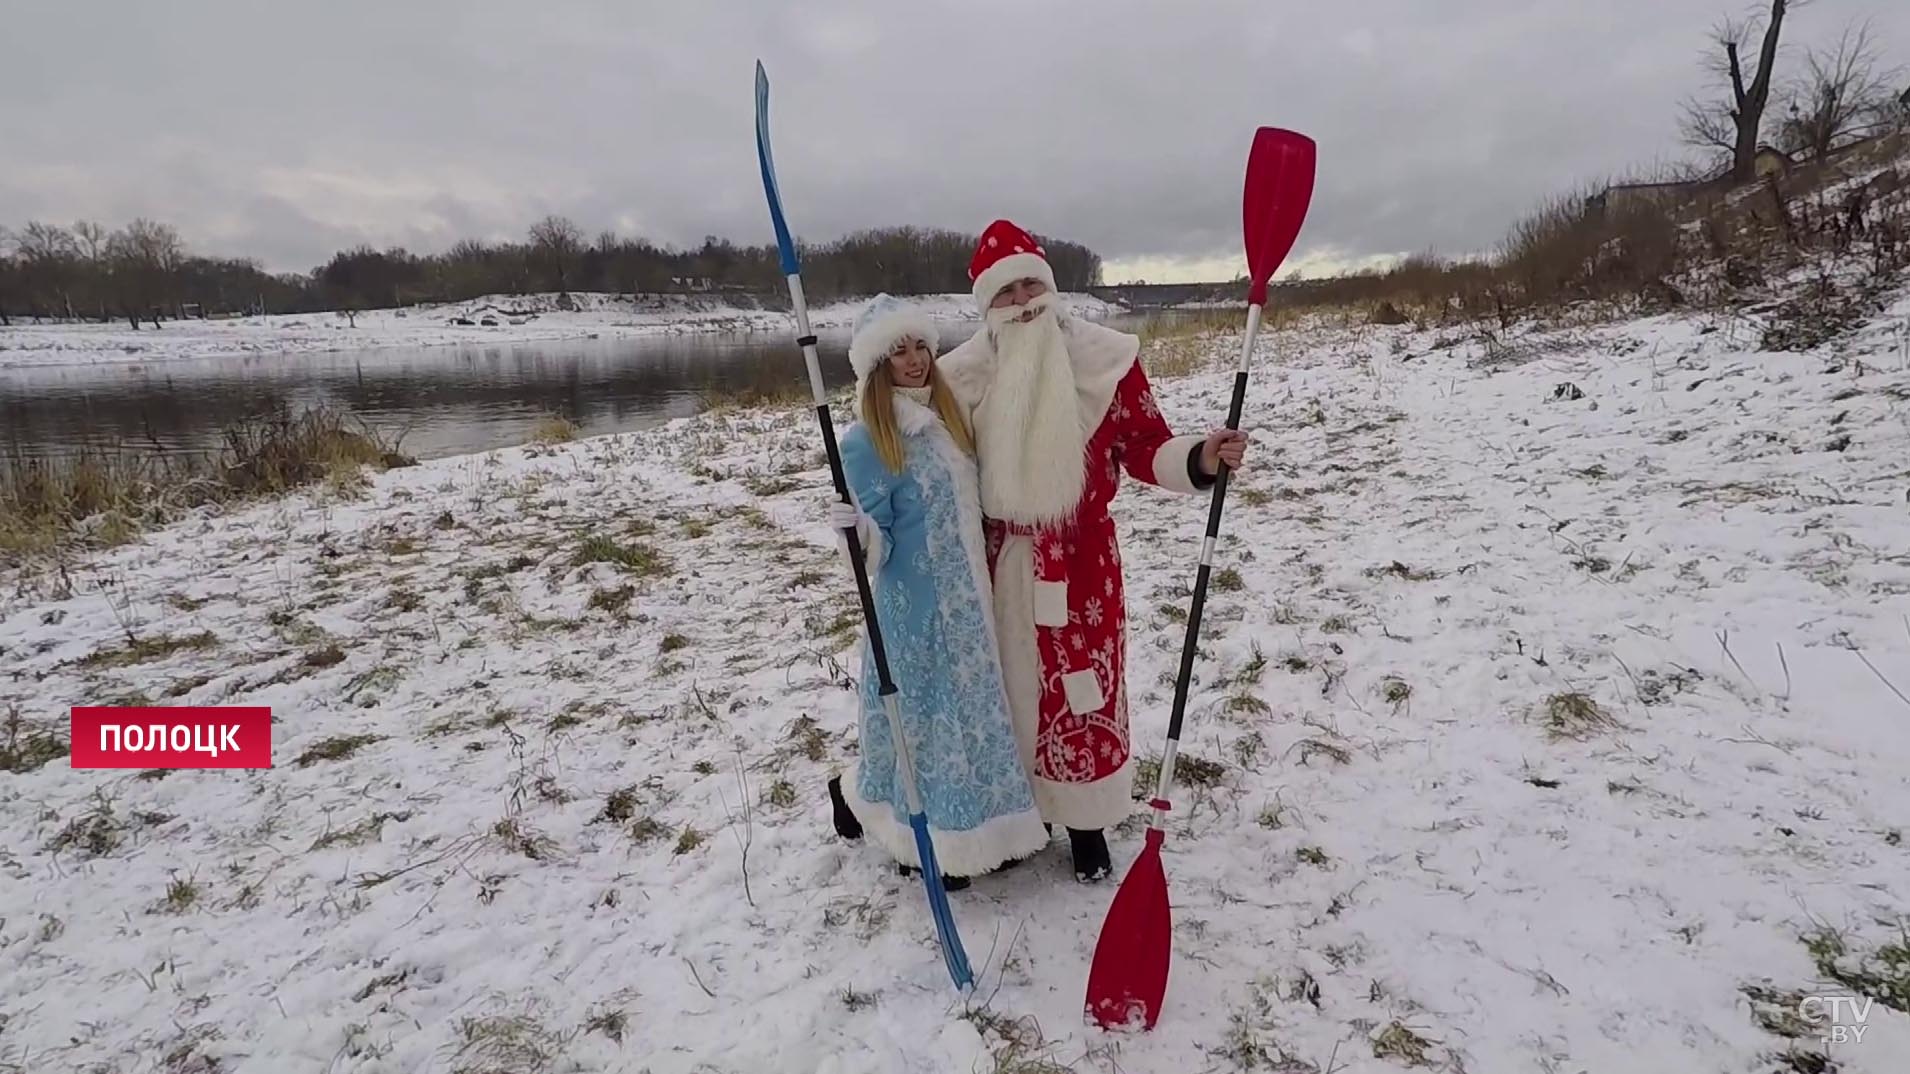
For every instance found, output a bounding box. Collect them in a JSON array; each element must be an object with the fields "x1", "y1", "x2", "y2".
[
  {"x1": 910, "y1": 812, "x2": 974, "y2": 990},
  {"x1": 753, "y1": 61, "x2": 800, "y2": 277}
]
